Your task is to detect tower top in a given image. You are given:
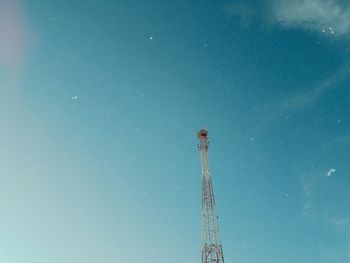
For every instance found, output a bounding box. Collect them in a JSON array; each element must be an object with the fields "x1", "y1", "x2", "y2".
[
  {"x1": 197, "y1": 129, "x2": 209, "y2": 151},
  {"x1": 197, "y1": 129, "x2": 208, "y2": 140}
]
